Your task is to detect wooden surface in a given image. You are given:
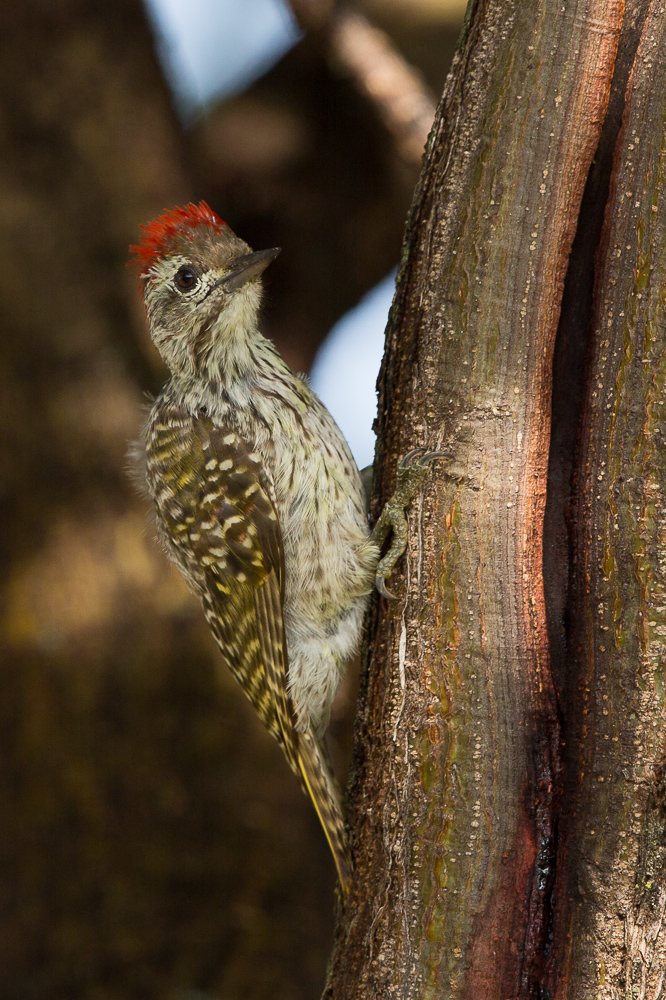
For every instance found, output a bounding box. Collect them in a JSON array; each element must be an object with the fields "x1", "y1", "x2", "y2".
[
  {"x1": 324, "y1": 0, "x2": 623, "y2": 996},
  {"x1": 550, "y1": 1, "x2": 666, "y2": 991}
]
